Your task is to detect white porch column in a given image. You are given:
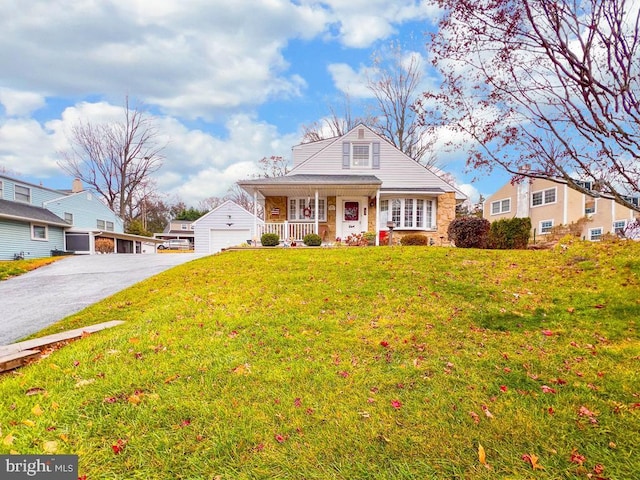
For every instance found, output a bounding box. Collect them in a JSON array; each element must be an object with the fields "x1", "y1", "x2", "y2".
[
  {"x1": 375, "y1": 189, "x2": 381, "y2": 246},
  {"x1": 253, "y1": 190, "x2": 258, "y2": 243},
  {"x1": 314, "y1": 189, "x2": 319, "y2": 234}
]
